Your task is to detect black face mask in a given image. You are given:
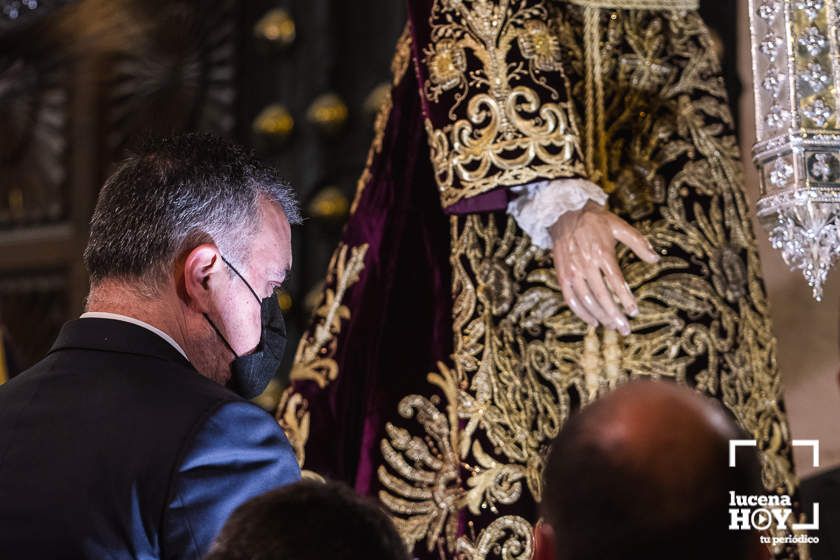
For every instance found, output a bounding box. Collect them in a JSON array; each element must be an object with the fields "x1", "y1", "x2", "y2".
[{"x1": 204, "y1": 256, "x2": 288, "y2": 399}]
